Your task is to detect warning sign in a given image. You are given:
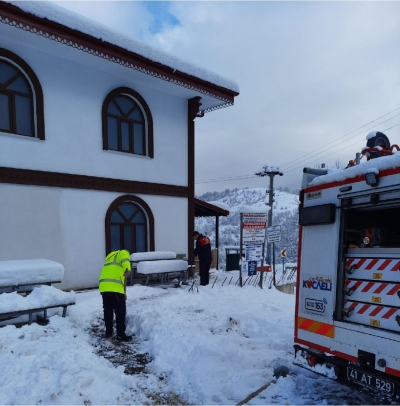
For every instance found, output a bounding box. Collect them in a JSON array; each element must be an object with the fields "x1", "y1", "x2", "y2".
[{"x1": 280, "y1": 249, "x2": 287, "y2": 258}]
